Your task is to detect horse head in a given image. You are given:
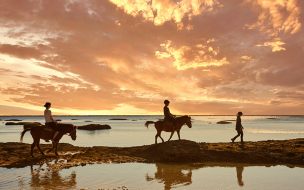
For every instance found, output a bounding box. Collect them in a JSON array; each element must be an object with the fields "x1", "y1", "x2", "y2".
[
  {"x1": 185, "y1": 116, "x2": 192, "y2": 128},
  {"x1": 69, "y1": 125, "x2": 78, "y2": 141}
]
